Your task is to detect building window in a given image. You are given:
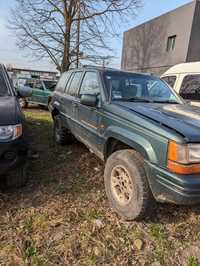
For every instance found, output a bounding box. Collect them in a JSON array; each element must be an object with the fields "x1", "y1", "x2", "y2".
[{"x1": 166, "y1": 35, "x2": 176, "y2": 52}]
